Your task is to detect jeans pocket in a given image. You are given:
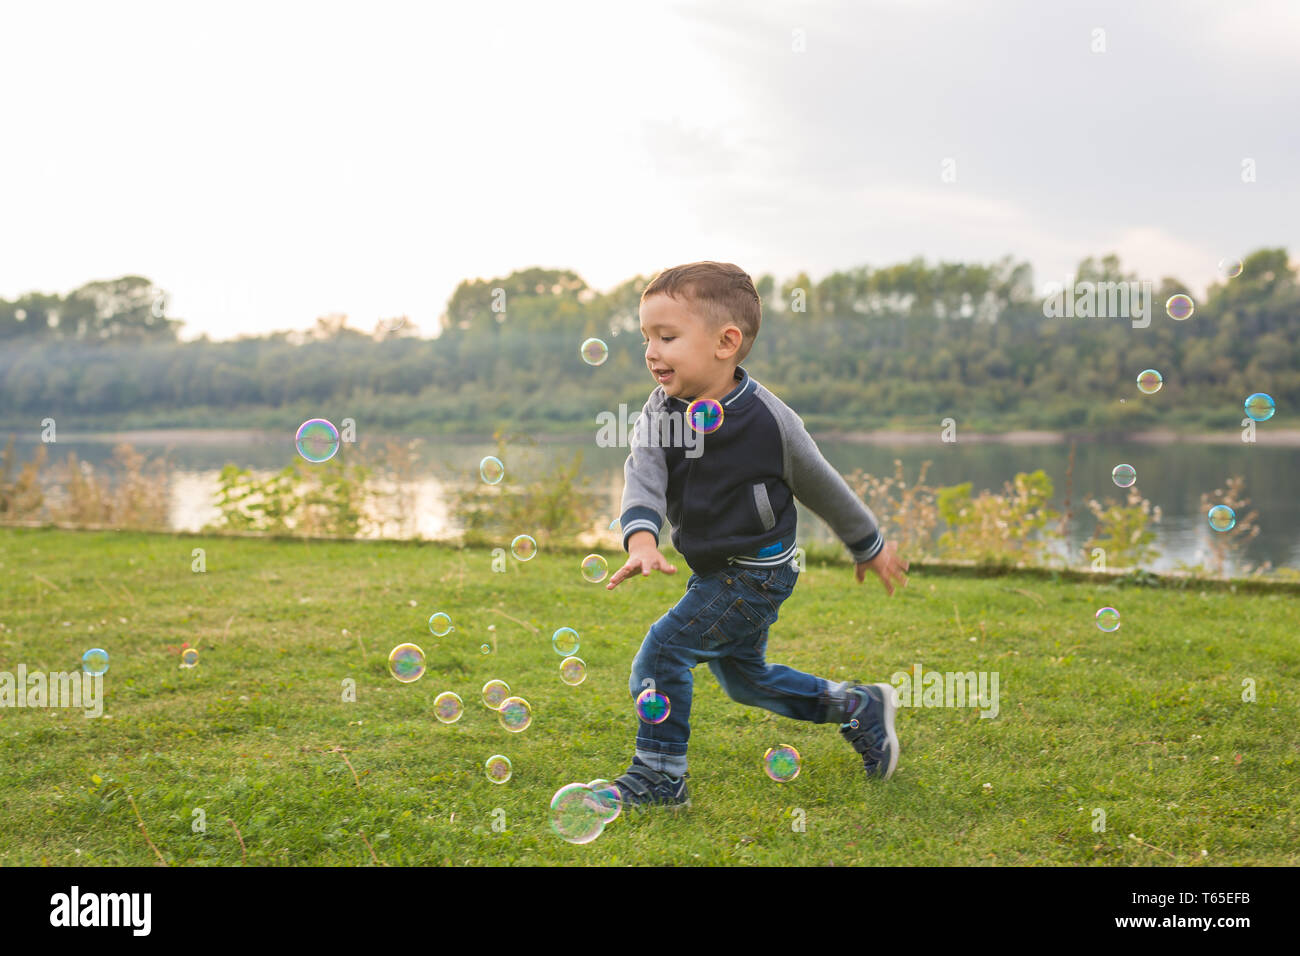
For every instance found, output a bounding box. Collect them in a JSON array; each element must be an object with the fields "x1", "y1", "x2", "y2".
[
  {"x1": 734, "y1": 567, "x2": 792, "y2": 614},
  {"x1": 702, "y1": 592, "x2": 770, "y2": 649}
]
